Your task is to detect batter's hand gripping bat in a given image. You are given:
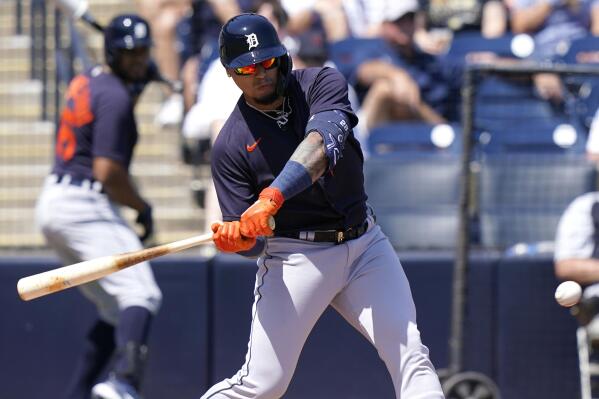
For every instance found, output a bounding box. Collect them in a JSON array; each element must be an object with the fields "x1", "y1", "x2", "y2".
[{"x1": 17, "y1": 233, "x2": 213, "y2": 301}]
